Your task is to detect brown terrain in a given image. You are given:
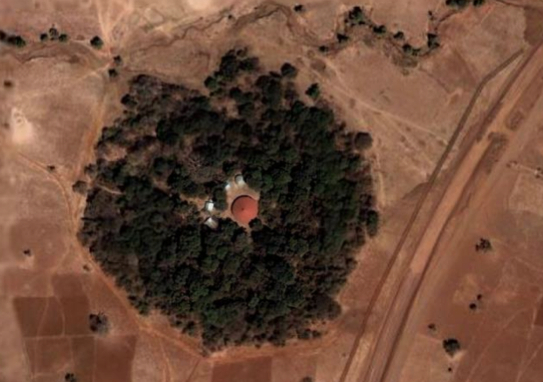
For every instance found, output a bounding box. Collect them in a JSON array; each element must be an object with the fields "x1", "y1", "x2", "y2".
[{"x1": 1, "y1": 0, "x2": 543, "y2": 382}]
